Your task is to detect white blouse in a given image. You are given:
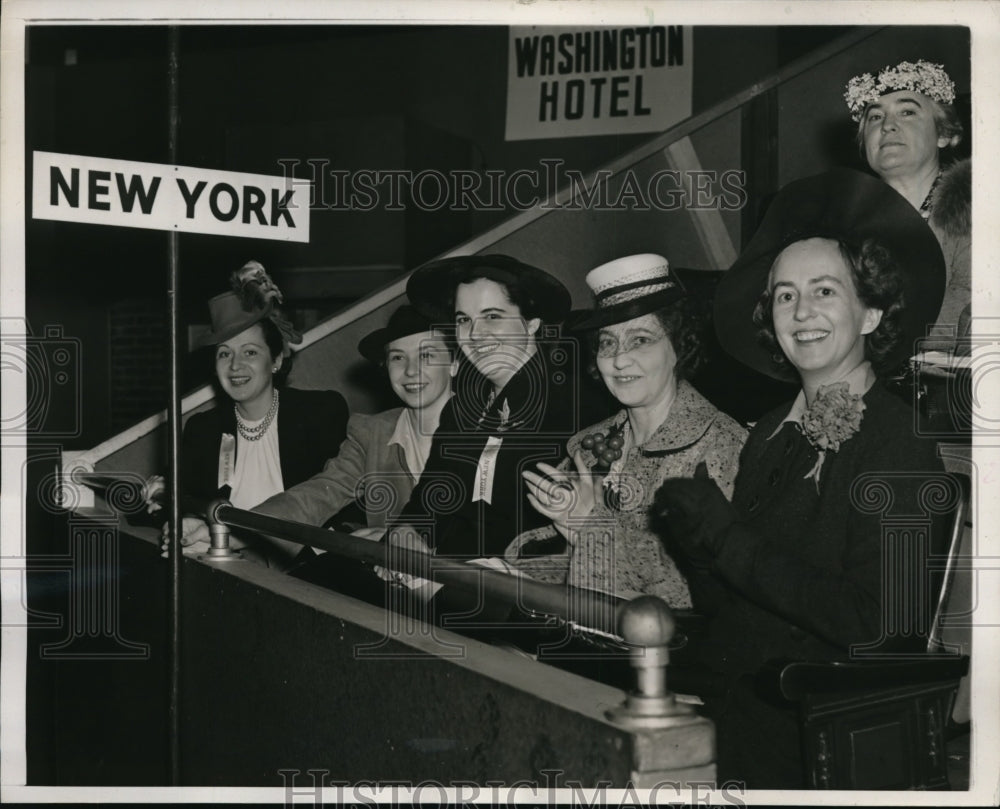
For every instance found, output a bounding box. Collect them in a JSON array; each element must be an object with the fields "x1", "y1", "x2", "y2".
[{"x1": 229, "y1": 413, "x2": 284, "y2": 510}]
